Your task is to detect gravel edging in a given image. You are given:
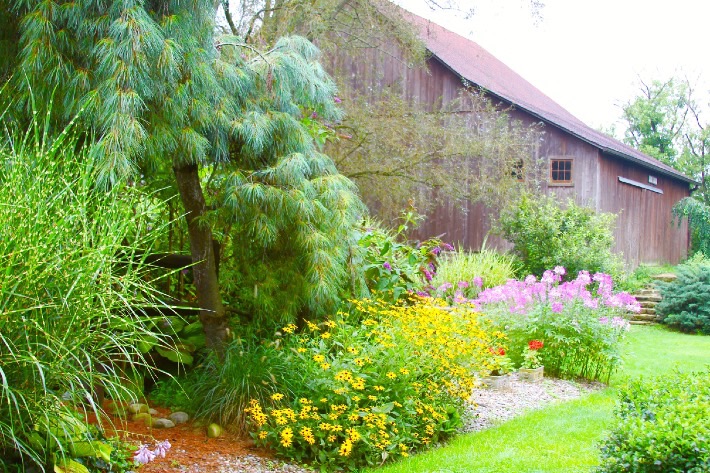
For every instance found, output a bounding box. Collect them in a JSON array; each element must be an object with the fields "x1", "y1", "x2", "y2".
[{"x1": 463, "y1": 373, "x2": 604, "y2": 432}]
